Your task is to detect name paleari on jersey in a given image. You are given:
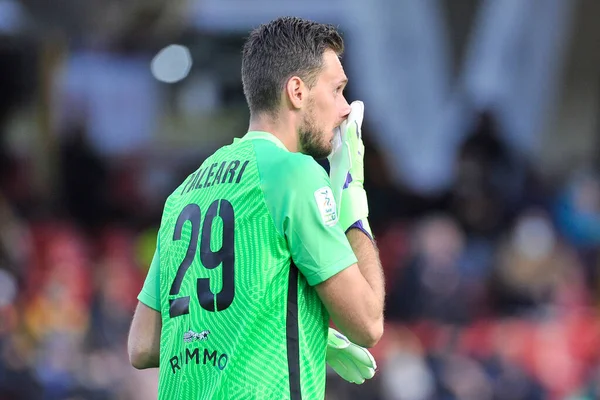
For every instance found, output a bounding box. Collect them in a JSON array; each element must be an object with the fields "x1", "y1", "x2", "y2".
[{"x1": 181, "y1": 159, "x2": 250, "y2": 195}]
